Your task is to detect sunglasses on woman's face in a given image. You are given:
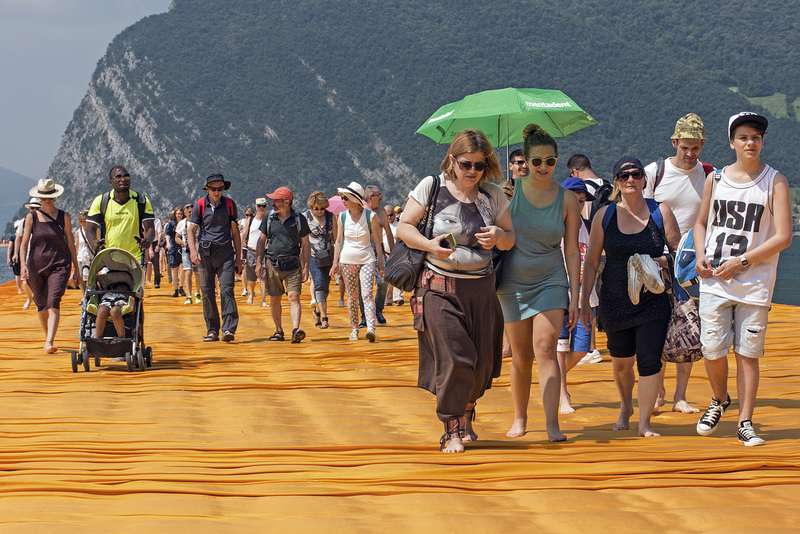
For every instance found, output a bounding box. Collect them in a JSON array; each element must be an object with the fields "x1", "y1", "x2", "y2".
[
  {"x1": 527, "y1": 156, "x2": 558, "y2": 167},
  {"x1": 615, "y1": 170, "x2": 644, "y2": 181},
  {"x1": 453, "y1": 157, "x2": 487, "y2": 172}
]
